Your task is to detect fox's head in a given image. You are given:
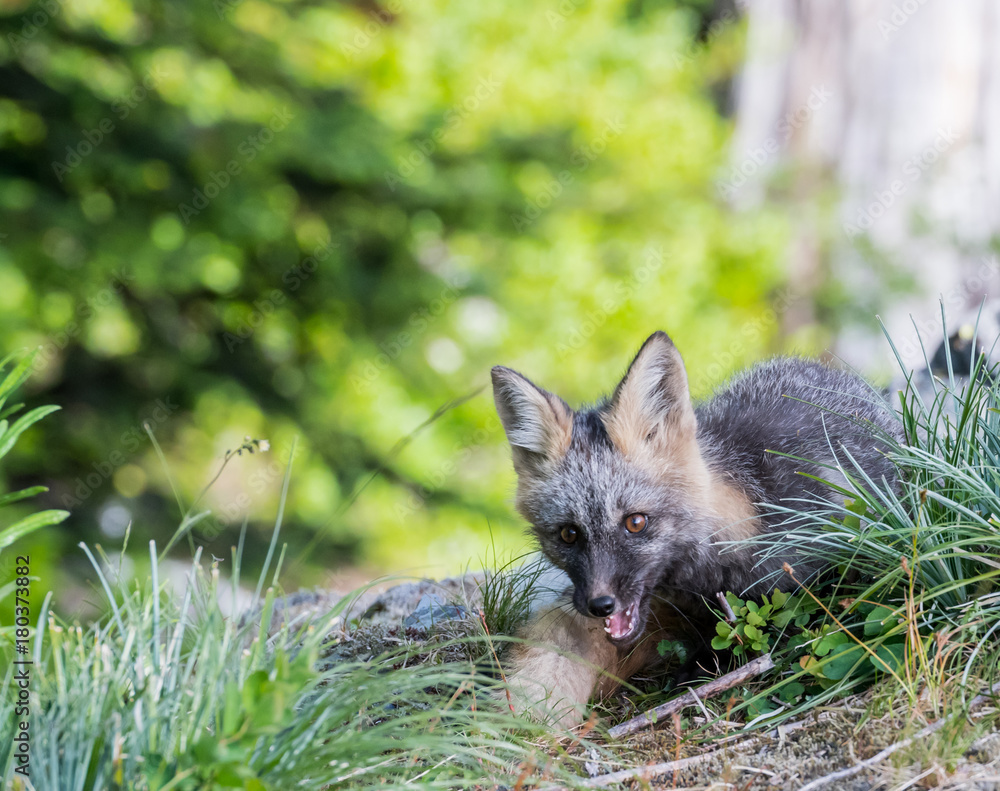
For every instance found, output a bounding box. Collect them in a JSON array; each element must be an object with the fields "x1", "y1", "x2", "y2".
[{"x1": 492, "y1": 331, "x2": 731, "y2": 647}]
